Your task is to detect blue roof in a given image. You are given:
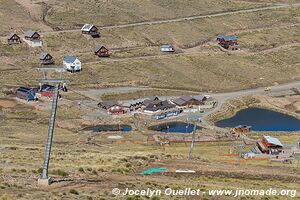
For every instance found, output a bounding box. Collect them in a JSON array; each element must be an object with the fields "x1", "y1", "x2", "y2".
[
  {"x1": 217, "y1": 35, "x2": 237, "y2": 41},
  {"x1": 63, "y1": 56, "x2": 77, "y2": 63}
]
